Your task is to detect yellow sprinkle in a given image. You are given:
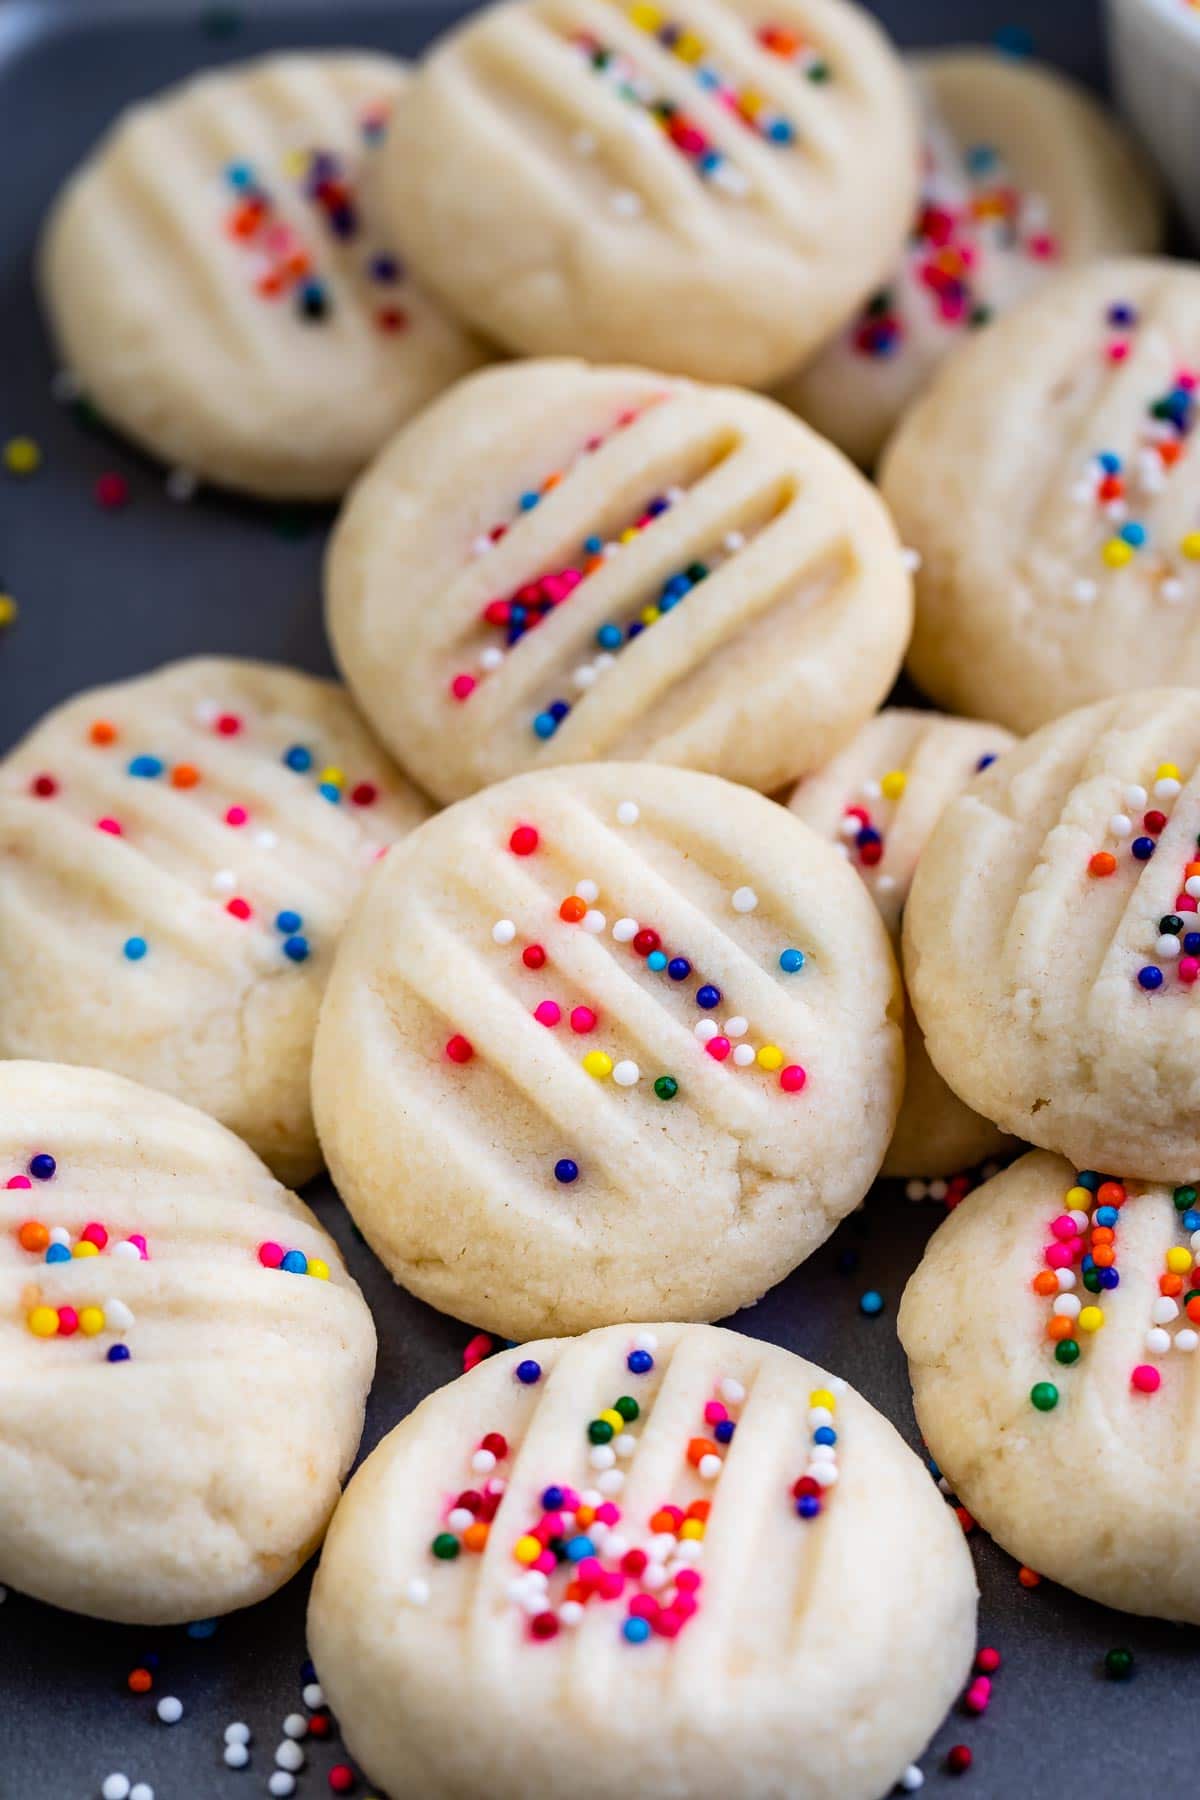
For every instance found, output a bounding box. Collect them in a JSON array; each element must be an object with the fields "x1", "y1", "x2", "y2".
[
  {"x1": 27, "y1": 1305, "x2": 58, "y2": 1338},
  {"x1": 619, "y1": 527, "x2": 639, "y2": 544},
  {"x1": 513, "y1": 1534, "x2": 541, "y2": 1566},
  {"x1": 282, "y1": 148, "x2": 309, "y2": 177},
  {"x1": 1065, "y1": 1186, "x2": 1091, "y2": 1211},
  {"x1": 1078, "y1": 1306, "x2": 1105, "y2": 1333},
  {"x1": 598, "y1": 1407, "x2": 625, "y2": 1434},
  {"x1": 639, "y1": 605, "x2": 660, "y2": 626},
  {"x1": 78, "y1": 1306, "x2": 106, "y2": 1337},
  {"x1": 4, "y1": 436, "x2": 40, "y2": 476},
  {"x1": 1103, "y1": 538, "x2": 1134, "y2": 568},
  {"x1": 675, "y1": 30, "x2": 705, "y2": 61},
  {"x1": 320, "y1": 766, "x2": 345, "y2": 788},
  {"x1": 308, "y1": 1257, "x2": 330, "y2": 1280},
  {"x1": 757, "y1": 1044, "x2": 784, "y2": 1071},
  {"x1": 1157, "y1": 762, "x2": 1182, "y2": 783},
  {"x1": 1167, "y1": 1246, "x2": 1193, "y2": 1275},
  {"x1": 810, "y1": 1387, "x2": 836, "y2": 1412},
  {"x1": 1181, "y1": 532, "x2": 1200, "y2": 561},
  {"x1": 880, "y1": 769, "x2": 907, "y2": 801},
  {"x1": 0, "y1": 593, "x2": 16, "y2": 628},
  {"x1": 628, "y1": 1, "x2": 662, "y2": 28},
  {"x1": 583, "y1": 1050, "x2": 614, "y2": 1079},
  {"x1": 72, "y1": 1240, "x2": 100, "y2": 1259},
  {"x1": 679, "y1": 1518, "x2": 705, "y2": 1540},
  {"x1": 739, "y1": 88, "x2": 764, "y2": 114}
]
